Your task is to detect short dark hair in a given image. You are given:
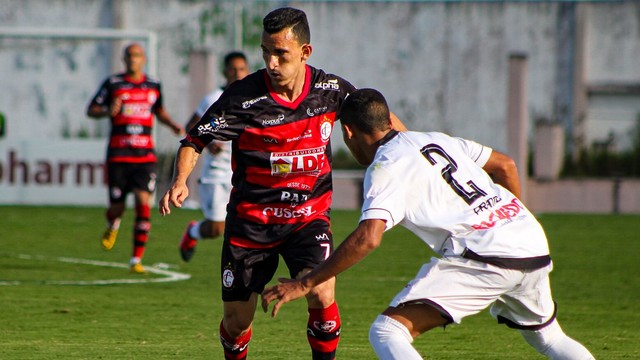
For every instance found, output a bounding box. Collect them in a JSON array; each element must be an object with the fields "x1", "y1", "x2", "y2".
[
  {"x1": 263, "y1": 7, "x2": 310, "y2": 44},
  {"x1": 338, "y1": 89, "x2": 391, "y2": 134},
  {"x1": 223, "y1": 51, "x2": 247, "y2": 67}
]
